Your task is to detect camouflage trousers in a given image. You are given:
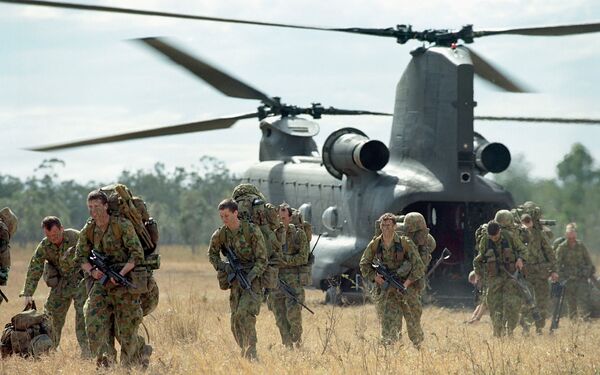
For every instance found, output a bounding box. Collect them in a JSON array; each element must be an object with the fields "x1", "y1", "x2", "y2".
[
  {"x1": 269, "y1": 272, "x2": 304, "y2": 347},
  {"x1": 230, "y1": 281, "x2": 262, "y2": 359},
  {"x1": 104, "y1": 276, "x2": 159, "y2": 362},
  {"x1": 565, "y1": 278, "x2": 592, "y2": 320},
  {"x1": 84, "y1": 282, "x2": 144, "y2": 366},
  {"x1": 373, "y1": 285, "x2": 423, "y2": 347},
  {"x1": 45, "y1": 276, "x2": 90, "y2": 356},
  {"x1": 520, "y1": 267, "x2": 551, "y2": 332},
  {"x1": 486, "y1": 276, "x2": 522, "y2": 337}
]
